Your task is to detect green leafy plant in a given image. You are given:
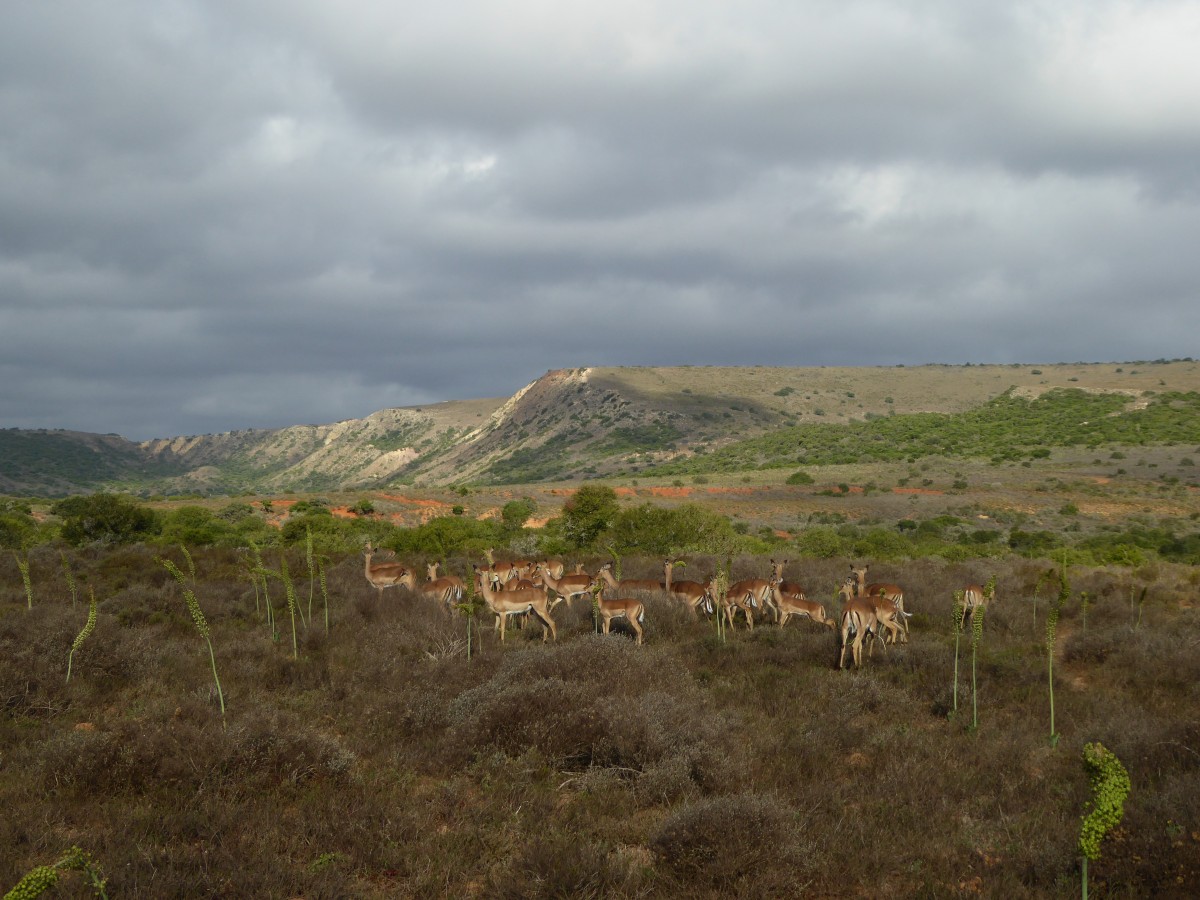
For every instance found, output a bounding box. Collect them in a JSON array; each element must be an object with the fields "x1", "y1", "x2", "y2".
[
  {"x1": 1079, "y1": 742, "x2": 1131, "y2": 899},
  {"x1": 160, "y1": 557, "x2": 225, "y2": 719},
  {"x1": 65, "y1": 587, "x2": 99, "y2": 684}
]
